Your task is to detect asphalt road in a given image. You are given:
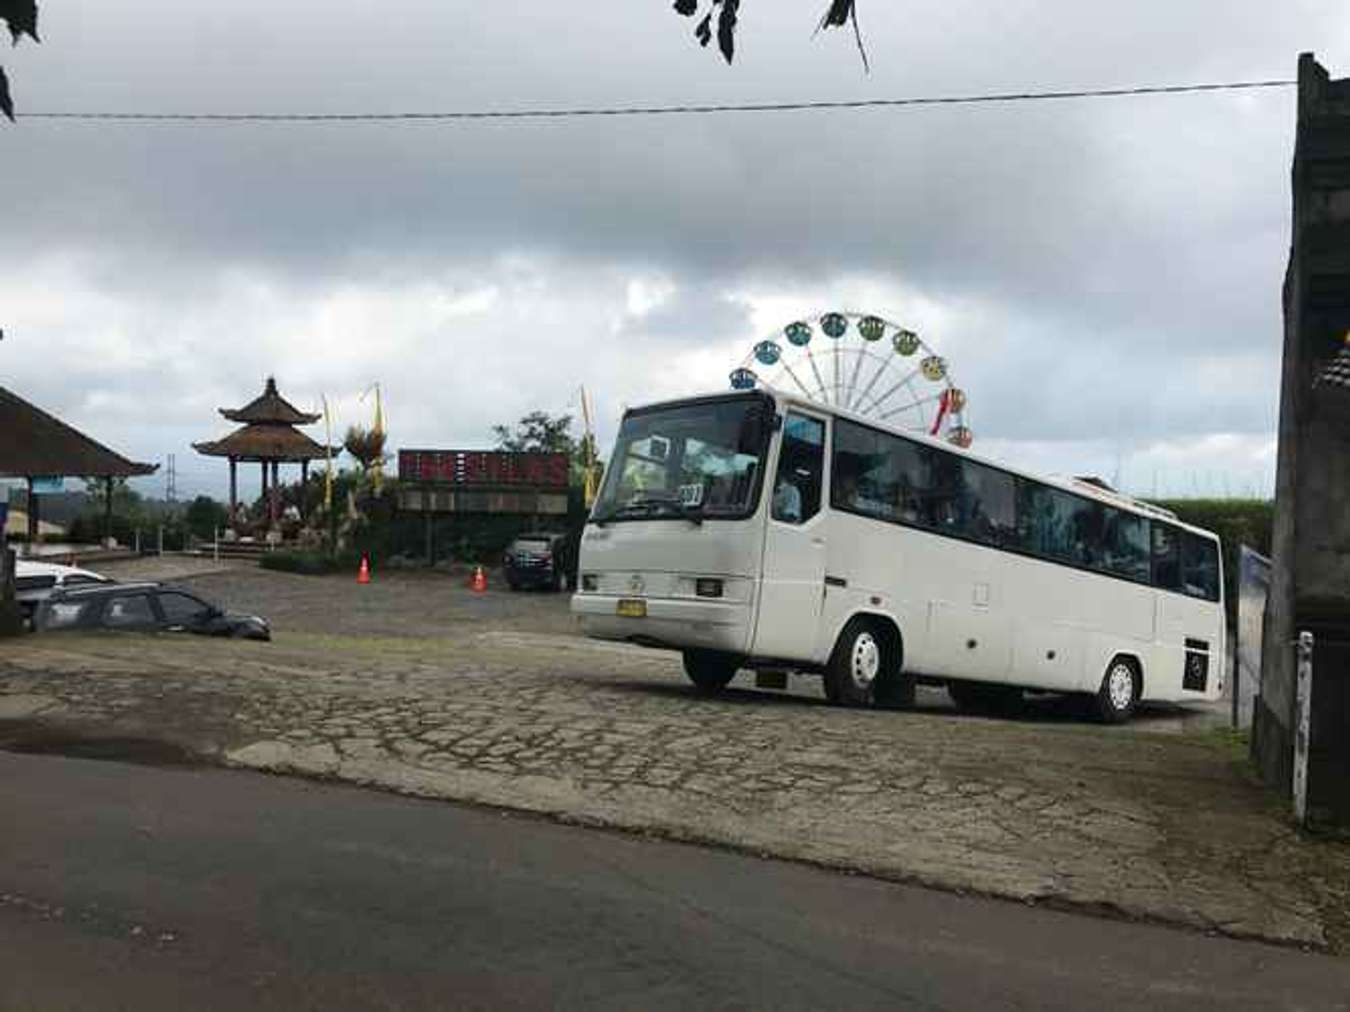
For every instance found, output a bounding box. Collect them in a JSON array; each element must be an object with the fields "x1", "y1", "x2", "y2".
[{"x1": 1, "y1": 752, "x2": 1347, "y2": 1012}]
